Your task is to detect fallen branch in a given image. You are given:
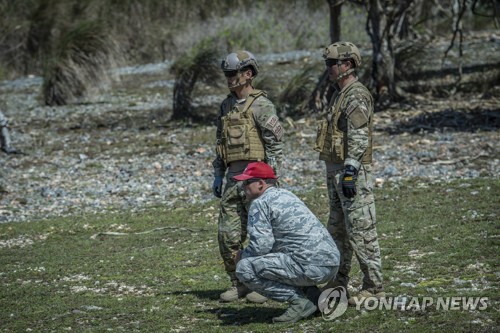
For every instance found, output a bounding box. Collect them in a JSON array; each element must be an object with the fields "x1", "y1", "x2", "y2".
[
  {"x1": 420, "y1": 152, "x2": 489, "y2": 165},
  {"x1": 90, "y1": 226, "x2": 206, "y2": 239}
]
